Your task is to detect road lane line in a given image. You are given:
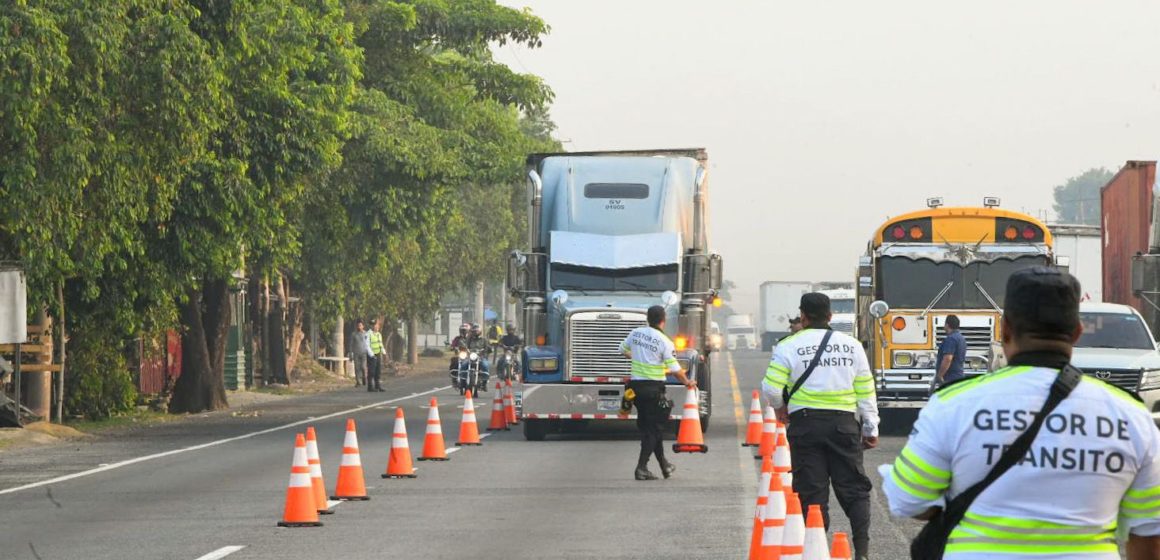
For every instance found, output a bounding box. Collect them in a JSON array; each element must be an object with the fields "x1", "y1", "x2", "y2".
[
  {"x1": 194, "y1": 546, "x2": 245, "y2": 560},
  {"x1": 446, "y1": 447, "x2": 461, "y2": 454},
  {"x1": 727, "y1": 352, "x2": 745, "y2": 440},
  {"x1": 326, "y1": 499, "x2": 342, "y2": 510},
  {"x1": 0, "y1": 385, "x2": 452, "y2": 496}
]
